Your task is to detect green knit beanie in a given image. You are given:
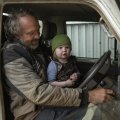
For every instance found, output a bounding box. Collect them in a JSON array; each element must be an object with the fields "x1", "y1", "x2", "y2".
[{"x1": 51, "y1": 34, "x2": 71, "y2": 53}]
